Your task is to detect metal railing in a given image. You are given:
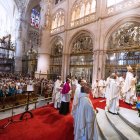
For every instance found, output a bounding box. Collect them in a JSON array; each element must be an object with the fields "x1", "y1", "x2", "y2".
[{"x1": 0, "y1": 97, "x2": 52, "y2": 112}]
